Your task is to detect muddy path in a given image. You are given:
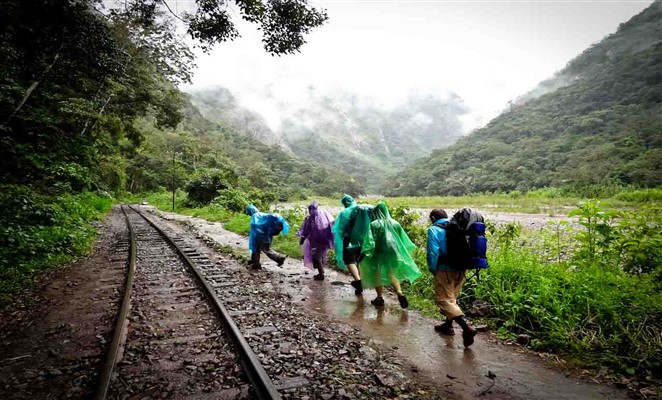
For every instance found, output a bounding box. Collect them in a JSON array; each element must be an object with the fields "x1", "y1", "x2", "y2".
[{"x1": 152, "y1": 207, "x2": 627, "y2": 400}]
